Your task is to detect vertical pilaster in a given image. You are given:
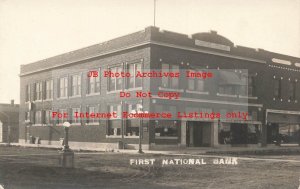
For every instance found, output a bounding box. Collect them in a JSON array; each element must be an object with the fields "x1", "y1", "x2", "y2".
[
  {"x1": 211, "y1": 121, "x2": 219, "y2": 147},
  {"x1": 180, "y1": 120, "x2": 186, "y2": 147}
]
